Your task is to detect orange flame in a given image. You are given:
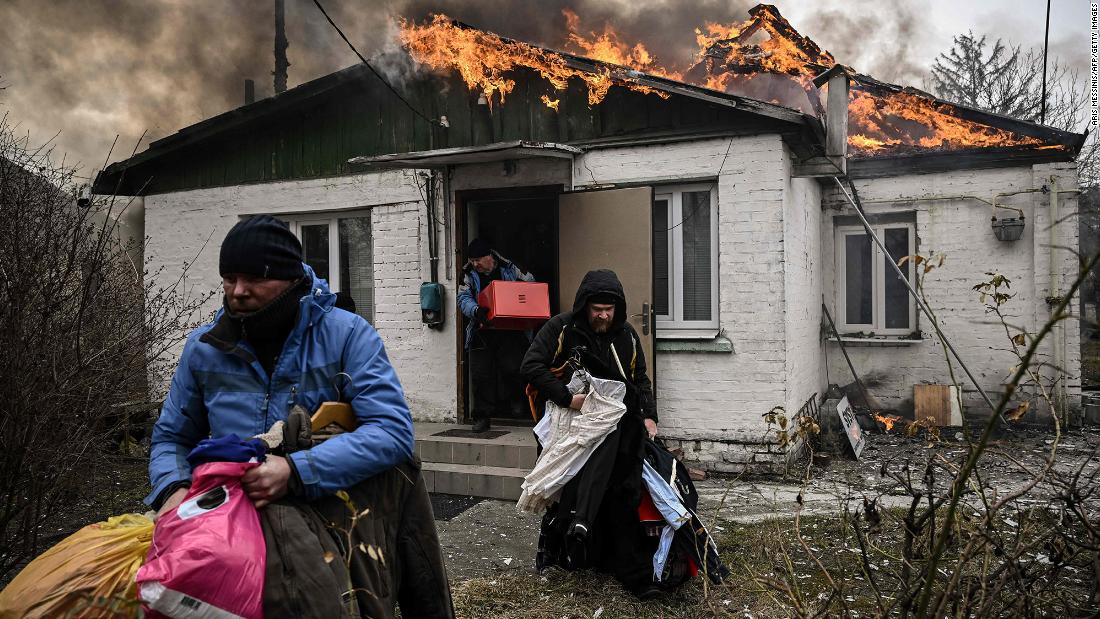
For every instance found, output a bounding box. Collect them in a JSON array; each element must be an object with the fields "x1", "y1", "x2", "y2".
[
  {"x1": 398, "y1": 7, "x2": 1063, "y2": 155},
  {"x1": 562, "y1": 9, "x2": 684, "y2": 81},
  {"x1": 874, "y1": 414, "x2": 902, "y2": 431},
  {"x1": 399, "y1": 13, "x2": 667, "y2": 110},
  {"x1": 846, "y1": 90, "x2": 1046, "y2": 154}
]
